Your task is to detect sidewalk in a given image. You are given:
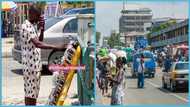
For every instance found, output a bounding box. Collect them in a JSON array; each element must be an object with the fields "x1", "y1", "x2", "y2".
[
  {"x1": 2, "y1": 75, "x2": 79, "y2": 105},
  {"x1": 2, "y1": 76, "x2": 51, "y2": 106},
  {"x1": 95, "y1": 83, "x2": 111, "y2": 105},
  {"x1": 2, "y1": 36, "x2": 79, "y2": 105},
  {"x1": 2, "y1": 37, "x2": 14, "y2": 57}
]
